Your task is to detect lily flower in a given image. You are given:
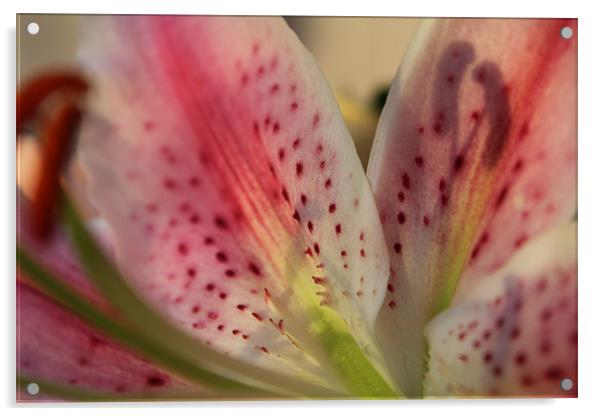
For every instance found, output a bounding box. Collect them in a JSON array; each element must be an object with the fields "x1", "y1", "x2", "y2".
[{"x1": 17, "y1": 16, "x2": 576, "y2": 401}]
